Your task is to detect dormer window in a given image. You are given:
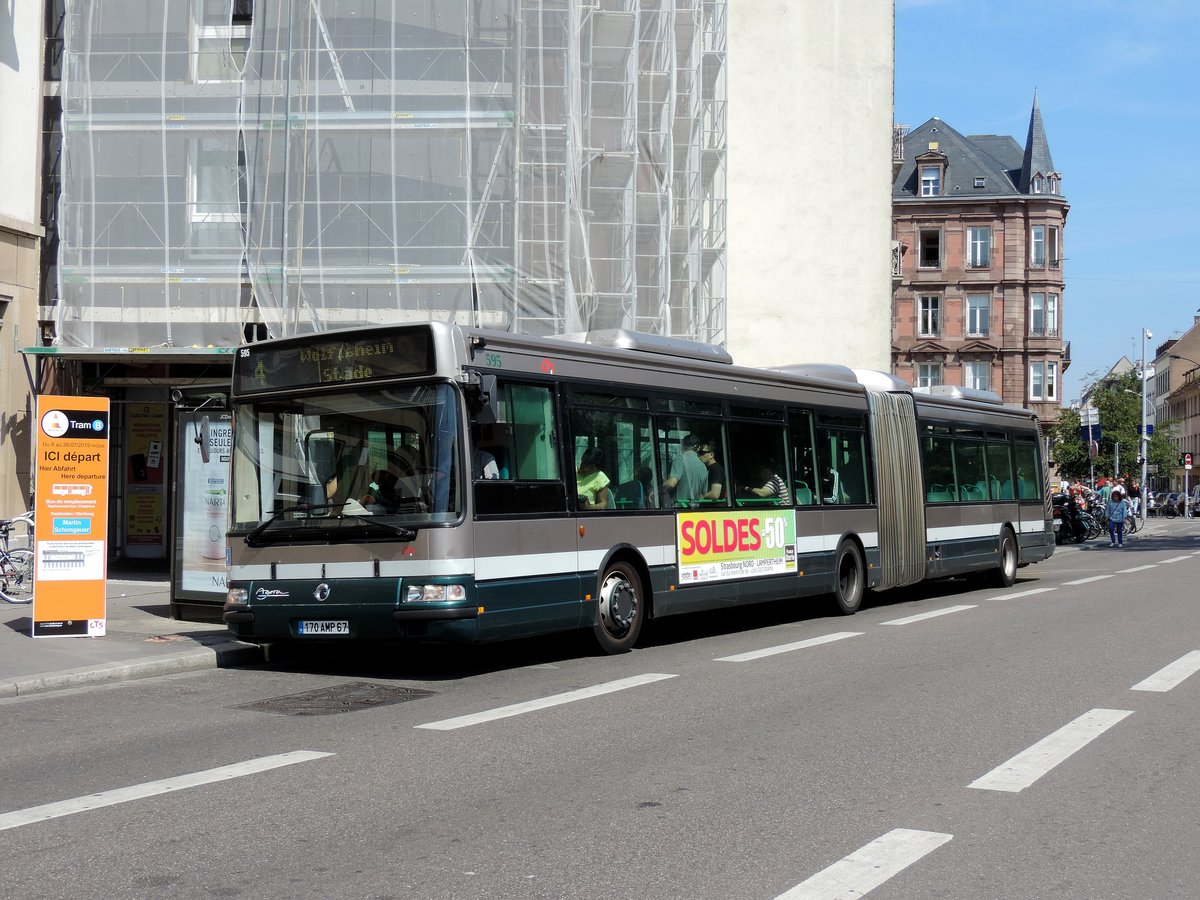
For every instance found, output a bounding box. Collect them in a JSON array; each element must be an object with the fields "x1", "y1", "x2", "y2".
[
  {"x1": 920, "y1": 165, "x2": 941, "y2": 197},
  {"x1": 1031, "y1": 174, "x2": 1044, "y2": 193},
  {"x1": 1048, "y1": 174, "x2": 1060, "y2": 195}
]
